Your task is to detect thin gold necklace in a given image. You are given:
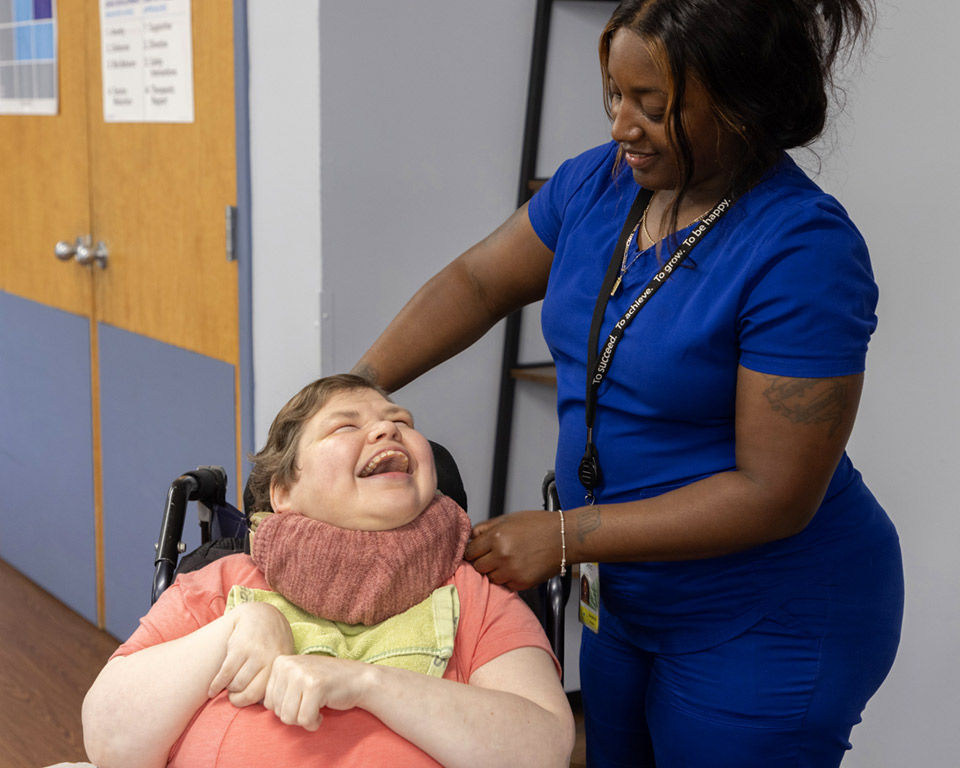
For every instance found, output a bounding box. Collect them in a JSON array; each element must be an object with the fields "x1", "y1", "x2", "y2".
[
  {"x1": 611, "y1": 193, "x2": 719, "y2": 298},
  {"x1": 642, "y1": 193, "x2": 715, "y2": 246},
  {"x1": 610, "y1": 215, "x2": 645, "y2": 297}
]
